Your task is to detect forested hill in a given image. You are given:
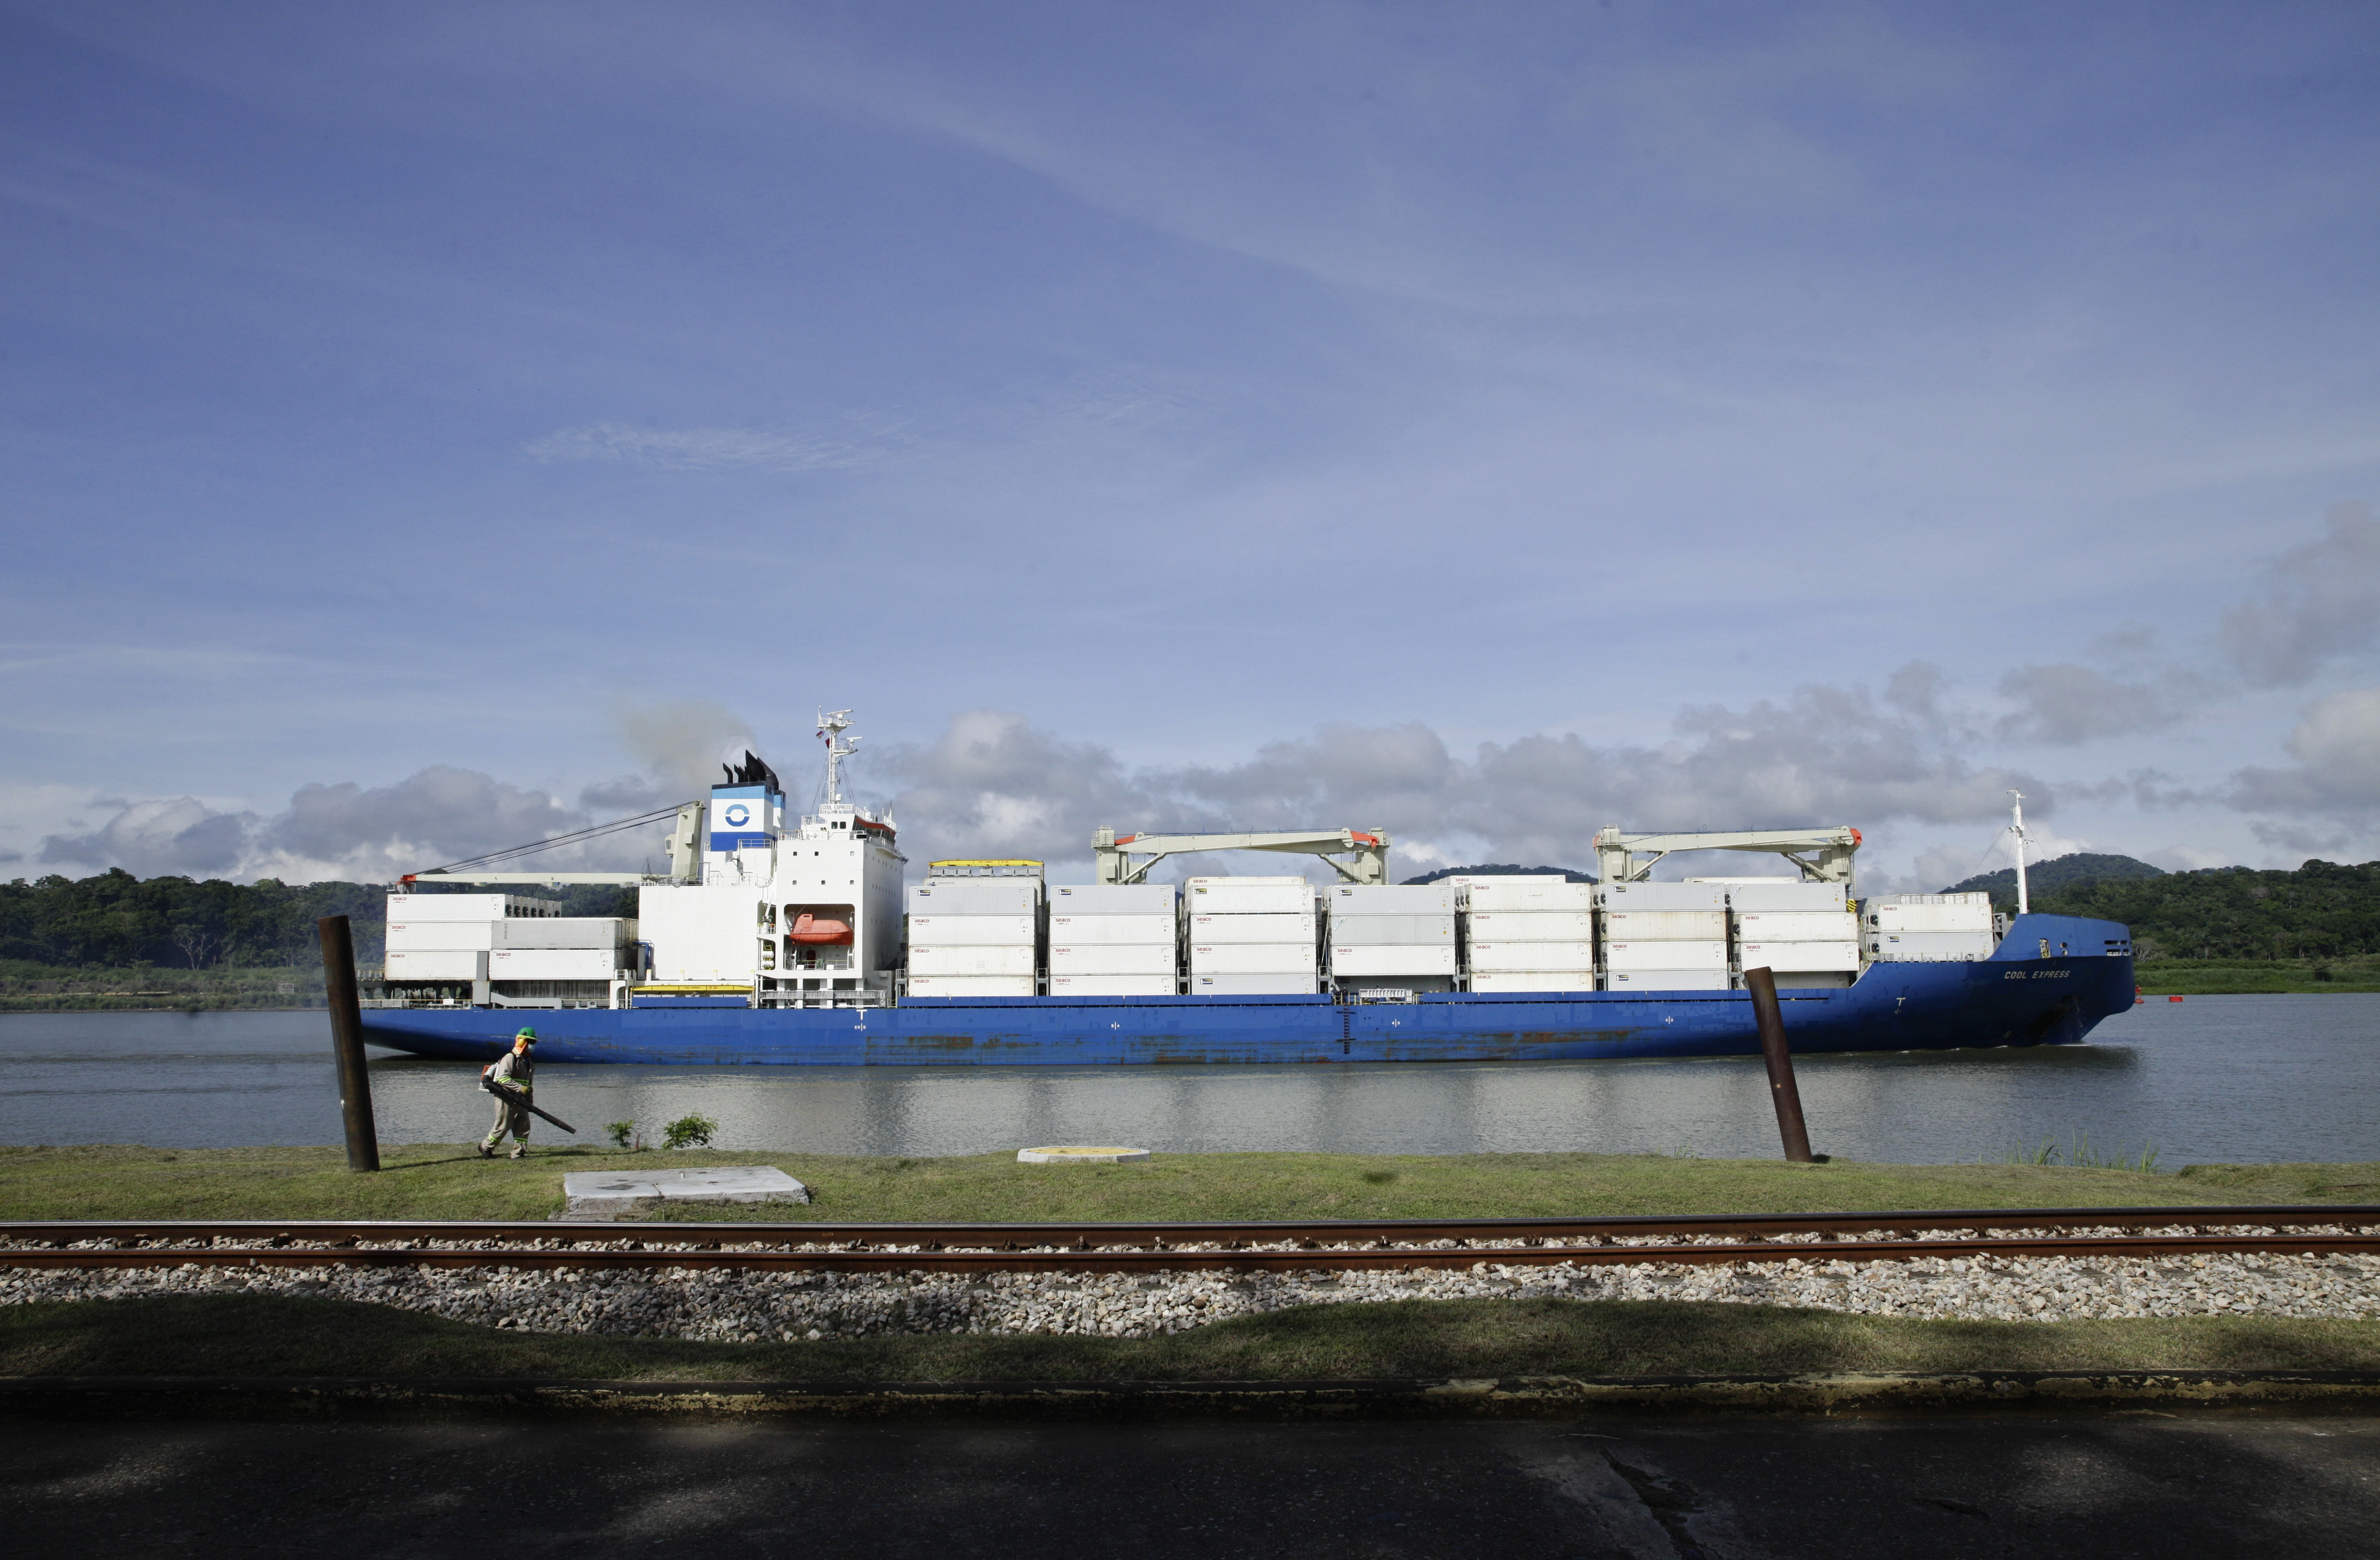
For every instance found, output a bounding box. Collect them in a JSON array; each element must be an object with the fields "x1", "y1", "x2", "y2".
[
  {"x1": 2031, "y1": 860, "x2": 2380, "y2": 962},
  {"x1": 1942, "y1": 851, "x2": 2167, "y2": 909},
  {"x1": 1401, "y1": 863, "x2": 1595, "y2": 885},
  {"x1": 0, "y1": 870, "x2": 634, "y2": 968}
]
